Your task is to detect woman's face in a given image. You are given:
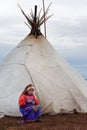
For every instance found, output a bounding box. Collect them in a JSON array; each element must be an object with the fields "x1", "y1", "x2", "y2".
[{"x1": 27, "y1": 89, "x2": 34, "y2": 95}]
